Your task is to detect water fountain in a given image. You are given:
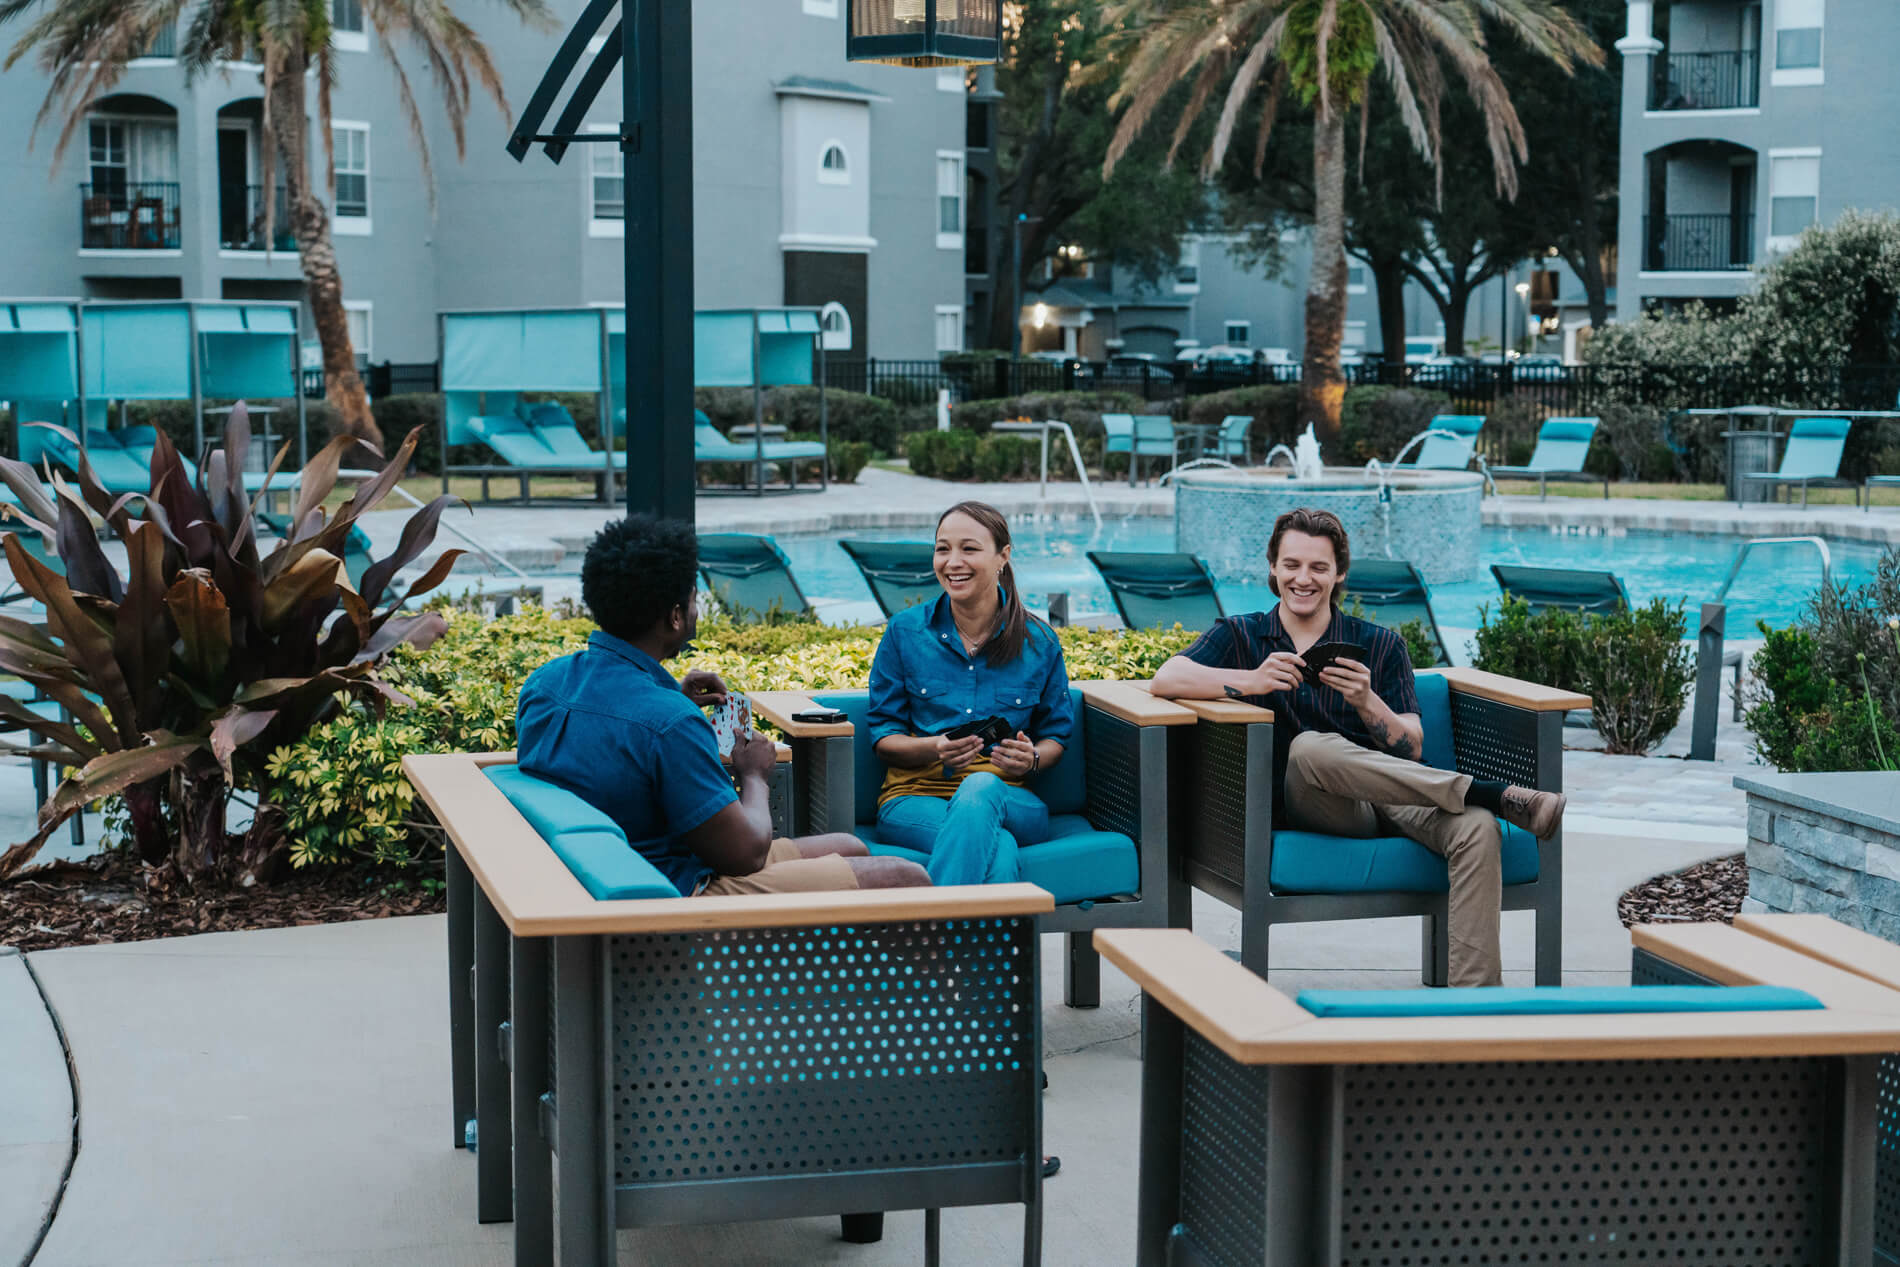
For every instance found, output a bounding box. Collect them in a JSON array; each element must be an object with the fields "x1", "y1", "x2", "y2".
[{"x1": 1173, "y1": 424, "x2": 1486, "y2": 584}]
